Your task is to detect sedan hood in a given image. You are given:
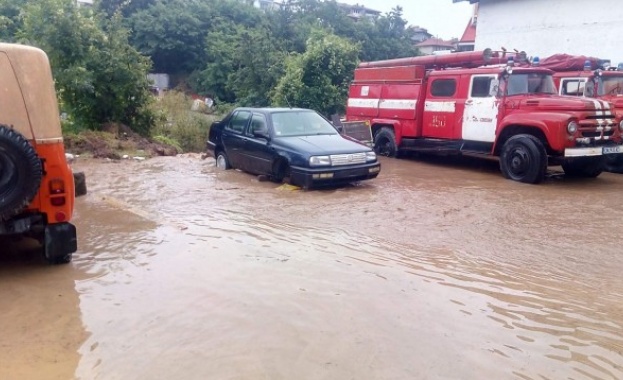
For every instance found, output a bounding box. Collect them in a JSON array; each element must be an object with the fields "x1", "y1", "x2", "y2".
[{"x1": 274, "y1": 134, "x2": 370, "y2": 155}]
